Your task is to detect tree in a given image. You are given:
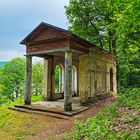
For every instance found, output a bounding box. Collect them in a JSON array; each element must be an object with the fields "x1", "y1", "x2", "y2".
[
  {"x1": 32, "y1": 61, "x2": 44, "y2": 95},
  {"x1": 0, "y1": 58, "x2": 45, "y2": 101},
  {"x1": 0, "y1": 58, "x2": 26, "y2": 100},
  {"x1": 65, "y1": 0, "x2": 119, "y2": 53},
  {"x1": 55, "y1": 65, "x2": 61, "y2": 92},
  {"x1": 116, "y1": 0, "x2": 140, "y2": 88},
  {"x1": 65, "y1": 0, "x2": 140, "y2": 89}
]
